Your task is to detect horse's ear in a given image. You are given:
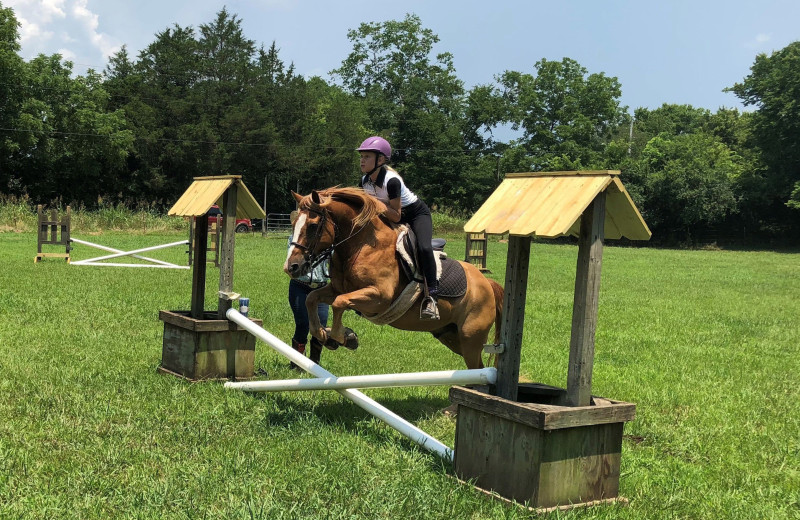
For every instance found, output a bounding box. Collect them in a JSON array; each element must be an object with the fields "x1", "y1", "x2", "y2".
[
  {"x1": 311, "y1": 190, "x2": 321, "y2": 205},
  {"x1": 292, "y1": 191, "x2": 303, "y2": 203}
]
